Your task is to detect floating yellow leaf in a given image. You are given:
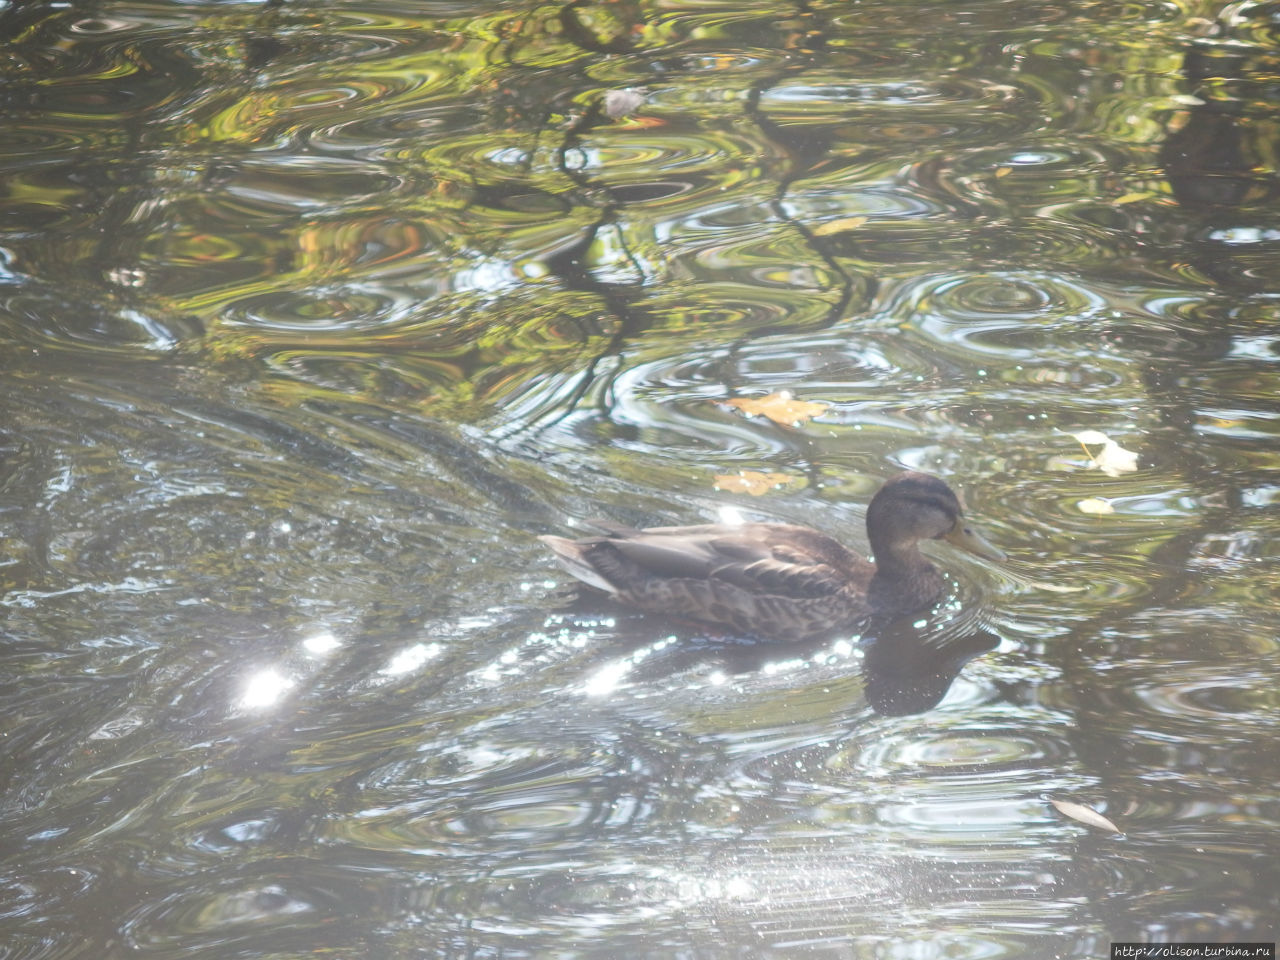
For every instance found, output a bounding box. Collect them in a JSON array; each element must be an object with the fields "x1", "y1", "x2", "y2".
[
  {"x1": 1077, "y1": 497, "x2": 1115, "y2": 515},
  {"x1": 1071, "y1": 430, "x2": 1139, "y2": 477},
  {"x1": 994, "y1": 166, "x2": 1012, "y2": 177},
  {"x1": 713, "y1": 471, "x2": 795, "y2": 496},
  {"x1": 723, "y1": 390, "x2": 829, "y2": 426},
  {"x1": 813, "y1": 216, "x2": 868, "y2": 236},
  {"x1": 1050, "y1": 798, "x2": 1121, "y2": 834},
  {"x1": 1115, "y1": 192, "x2": 1152, "y2": 204}
]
